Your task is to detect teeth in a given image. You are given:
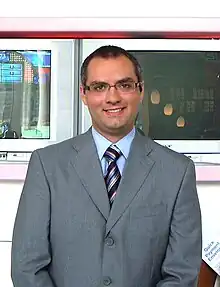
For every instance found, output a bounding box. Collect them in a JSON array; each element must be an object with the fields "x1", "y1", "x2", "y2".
[{"x1": 107, "y1": 109, "x2": 122, "y2": 113}]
